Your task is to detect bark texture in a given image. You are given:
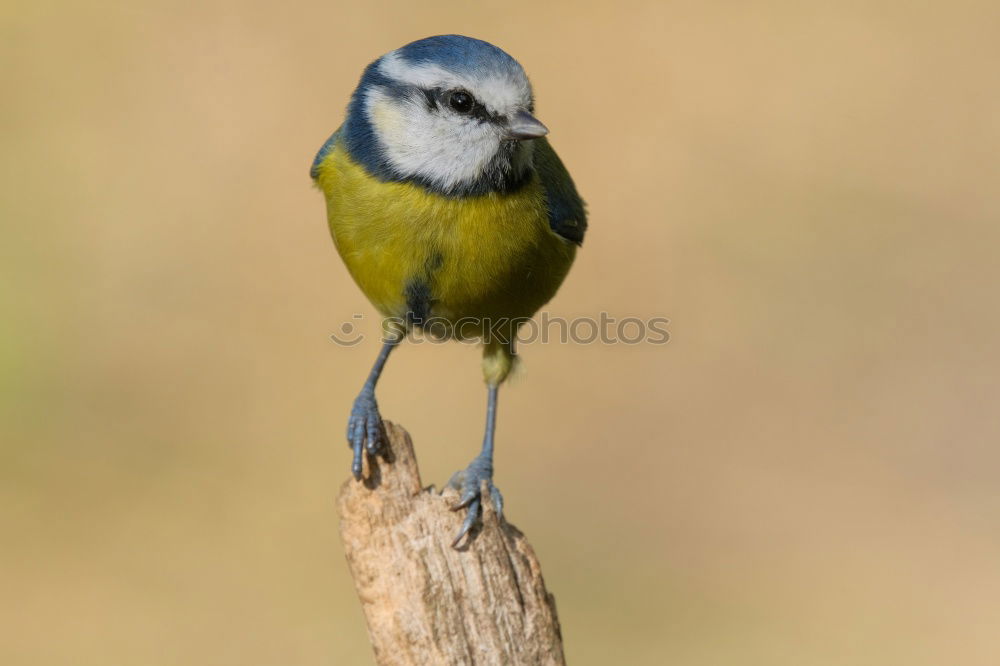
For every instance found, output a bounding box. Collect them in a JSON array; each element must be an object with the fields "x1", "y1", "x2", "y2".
[{"x1": 338, "y1": 421, "x2": 565, "y2": 666}]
